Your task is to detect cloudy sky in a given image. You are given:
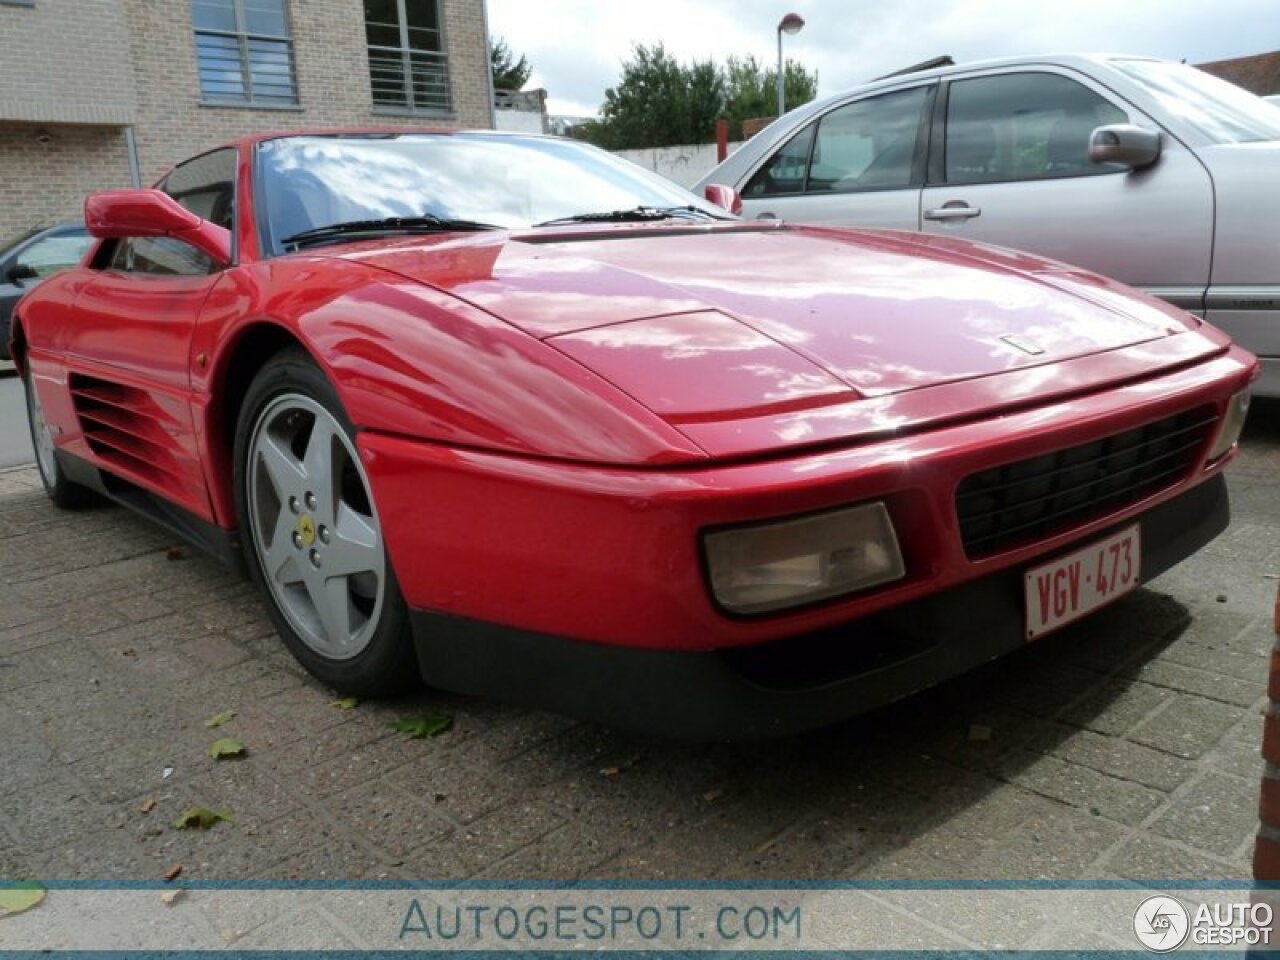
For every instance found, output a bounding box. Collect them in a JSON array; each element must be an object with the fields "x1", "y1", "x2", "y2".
[{"x1": 487, "y1": 0, "x2": 1278, "y2": 117}]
